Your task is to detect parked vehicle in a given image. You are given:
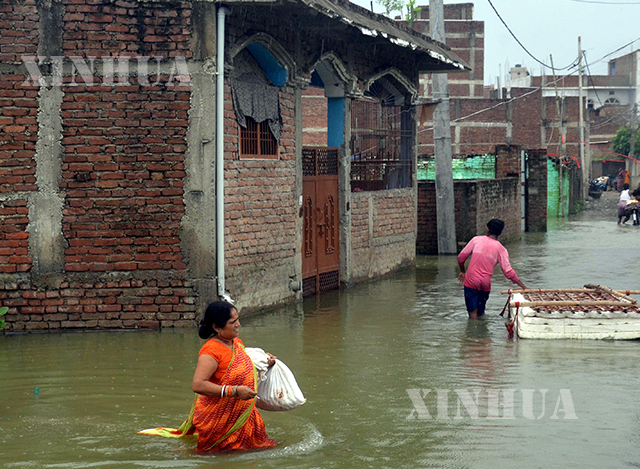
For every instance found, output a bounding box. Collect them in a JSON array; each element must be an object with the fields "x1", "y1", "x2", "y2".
[{"x1": 589, "y1": 177, "x2": 608, "y2": 192}]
